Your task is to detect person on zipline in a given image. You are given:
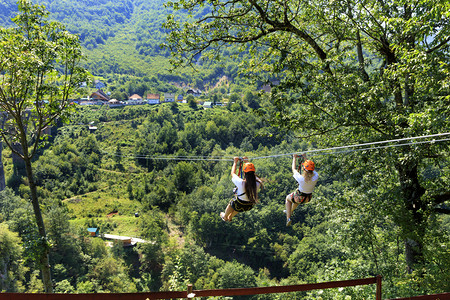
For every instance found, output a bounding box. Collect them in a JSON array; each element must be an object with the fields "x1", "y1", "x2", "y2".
[
  {"x1": 220, "y1": 156, "x2": 262, "y2": 222},
  {"x1": 285, "y1": 154, "x2": 318, "y2": 226}
]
